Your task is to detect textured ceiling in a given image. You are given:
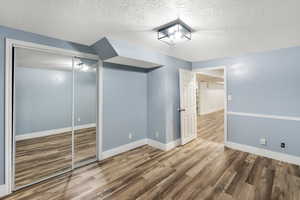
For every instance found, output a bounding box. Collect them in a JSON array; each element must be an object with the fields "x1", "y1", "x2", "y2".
[{"x1": 1, "y1": 0, "x2": 300, "y2": 61}]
